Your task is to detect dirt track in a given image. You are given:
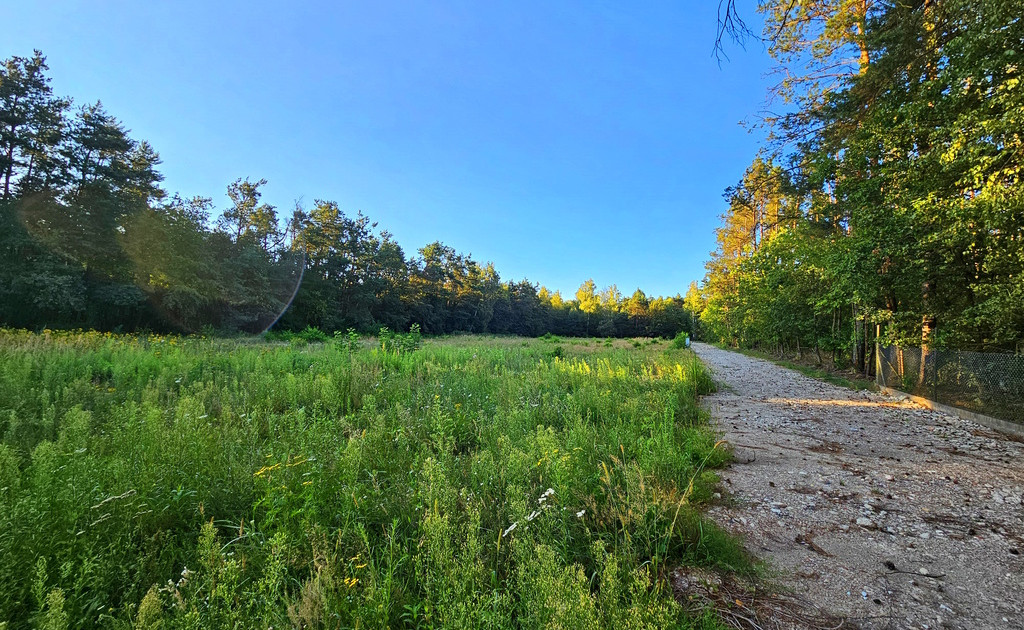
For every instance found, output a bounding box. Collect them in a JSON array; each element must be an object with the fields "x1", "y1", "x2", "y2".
[{"x1": 691, "y1": 343, "x2": 1024, "y2": 630}]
